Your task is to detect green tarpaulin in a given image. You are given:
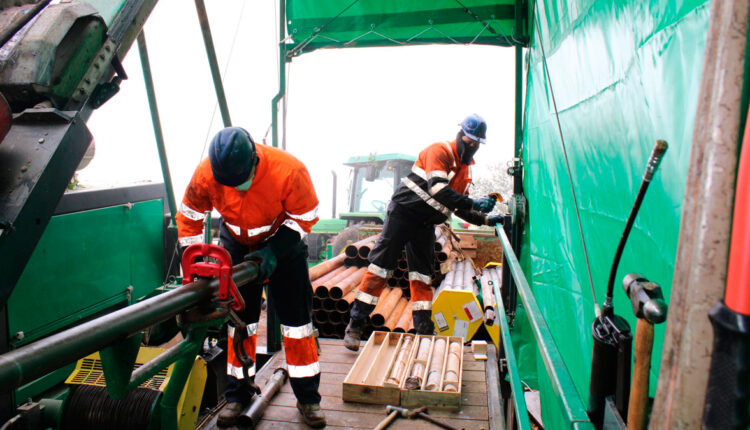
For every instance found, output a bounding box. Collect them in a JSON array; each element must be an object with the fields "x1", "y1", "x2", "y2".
[
  {"x1": 285, "y1": 0, "x2": 524, "y2": 56},
  {"x1": 522, "y1": 0, "x2": 710, "y2": 427}
]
